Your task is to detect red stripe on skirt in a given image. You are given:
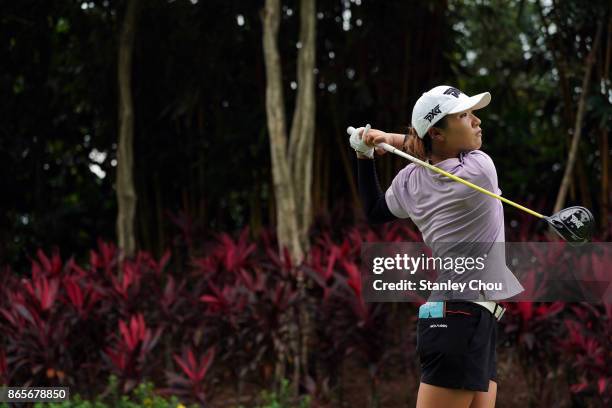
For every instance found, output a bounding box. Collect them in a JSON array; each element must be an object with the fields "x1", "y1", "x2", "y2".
[{"x1": 445, "y1": 310, "x2": 472, "y2": 316}]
